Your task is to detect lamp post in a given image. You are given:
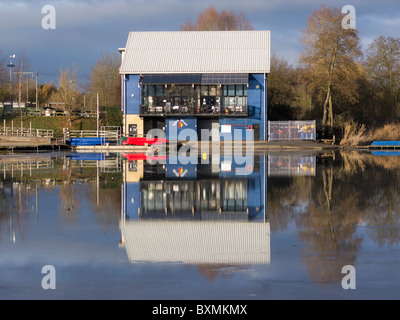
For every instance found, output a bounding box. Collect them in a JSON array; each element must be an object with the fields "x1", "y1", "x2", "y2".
[{"x1": 6, "y1": 54, "x2": 15, "y2": 109}]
